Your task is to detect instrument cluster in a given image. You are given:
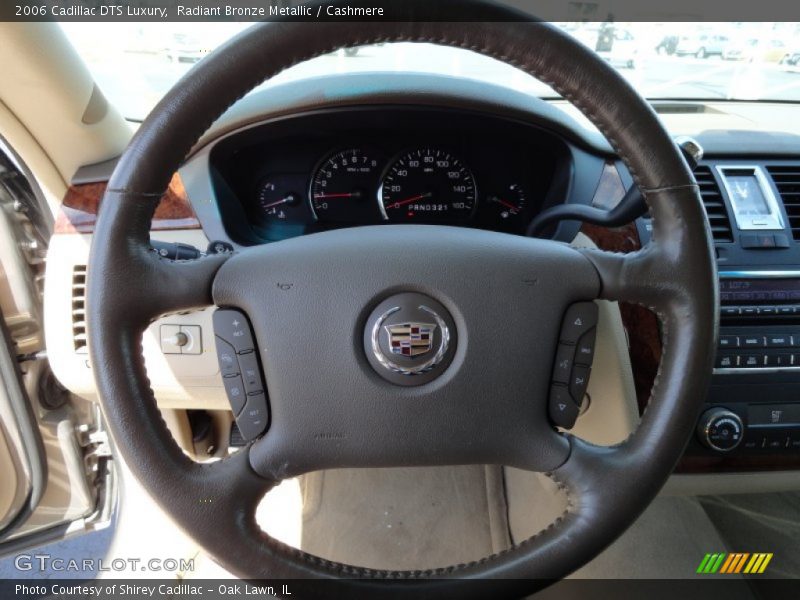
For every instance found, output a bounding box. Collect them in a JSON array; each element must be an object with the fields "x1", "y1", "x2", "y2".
[
  {"x1": 257, "y1": 146, "x2": 529, "y2": 229},
  {"x1": 209, "y1": 108, "x2": 568, "y2": 243}
]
